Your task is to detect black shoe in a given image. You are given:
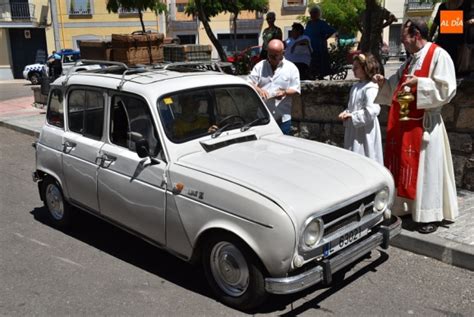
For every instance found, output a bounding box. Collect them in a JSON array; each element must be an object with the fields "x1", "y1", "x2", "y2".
[{"x1": 417, "y1": 222, "x2": 438, "y2": 234}]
